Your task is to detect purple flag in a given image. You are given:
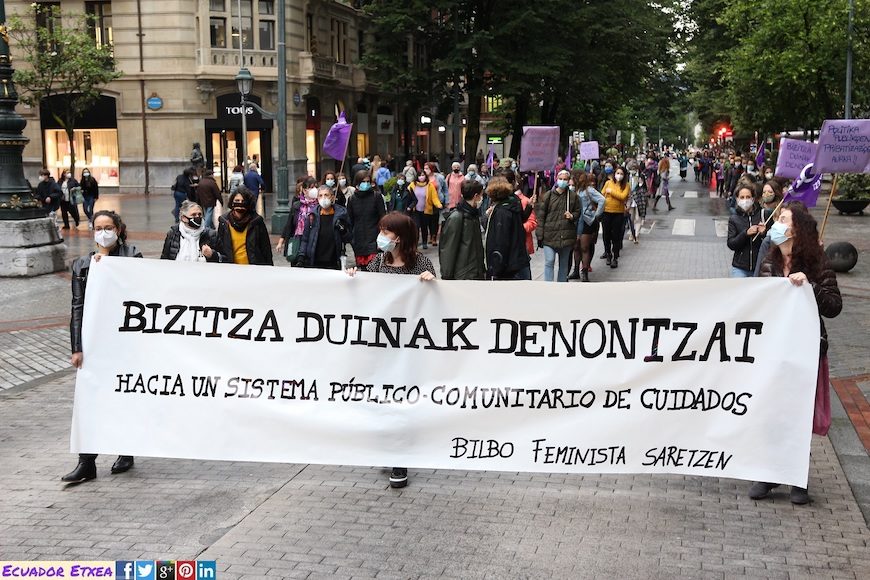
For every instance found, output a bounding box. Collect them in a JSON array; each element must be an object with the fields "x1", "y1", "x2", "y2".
[
  {"x1": 323, "y1": 112, "x2": 353, "y2": 160},
  {"x1": 486, "y1": 145, "x2": 494, "y2": 171},
  {"x1": 784, "y1": 163, "x2": 822, "y2": 208},
  {"x1": 567, "y1": 143, "x2": 573, "y2": 168},
  {"x1": 755, "y1": 143, "x2": 765, "y2": 168}
]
